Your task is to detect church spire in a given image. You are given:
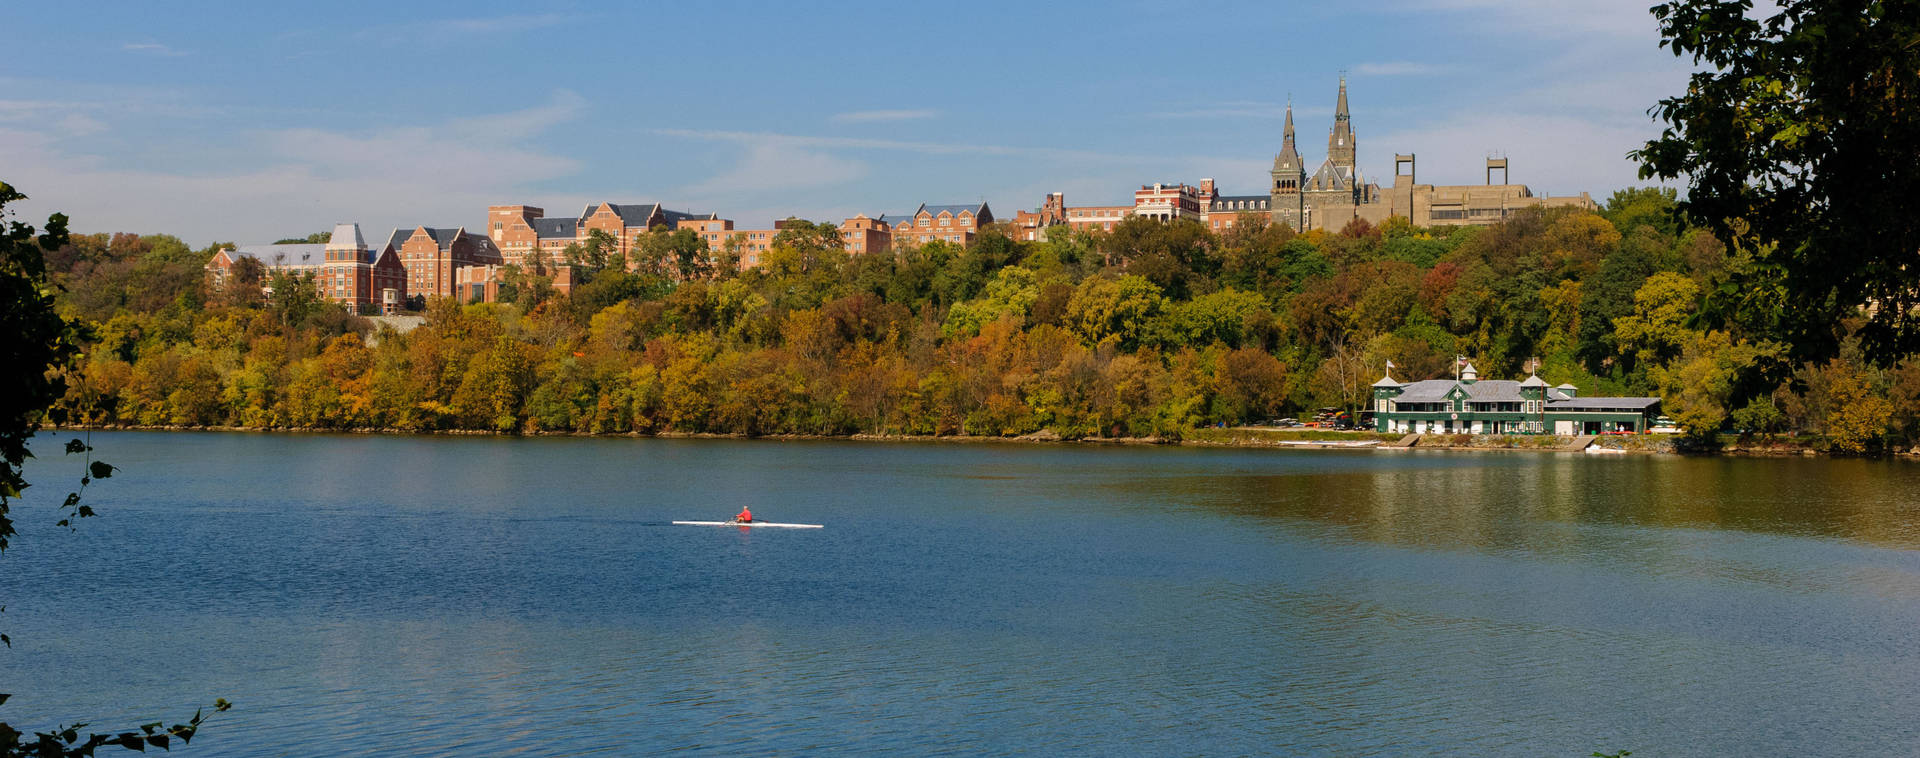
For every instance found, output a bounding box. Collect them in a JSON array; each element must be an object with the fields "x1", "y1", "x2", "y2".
[
  {"x1": 1328, "y1": 76, "x2": 1356, "y2": 174},
  {"x1": 1281, "y1": 99, "x2": 1297, "y2": 154}
]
